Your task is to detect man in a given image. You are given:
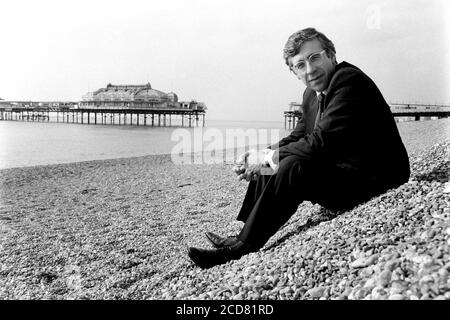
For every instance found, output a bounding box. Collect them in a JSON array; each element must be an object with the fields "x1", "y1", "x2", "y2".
[{"x1": 188, "y1": 28, "x2": 410, "y2": 269}]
